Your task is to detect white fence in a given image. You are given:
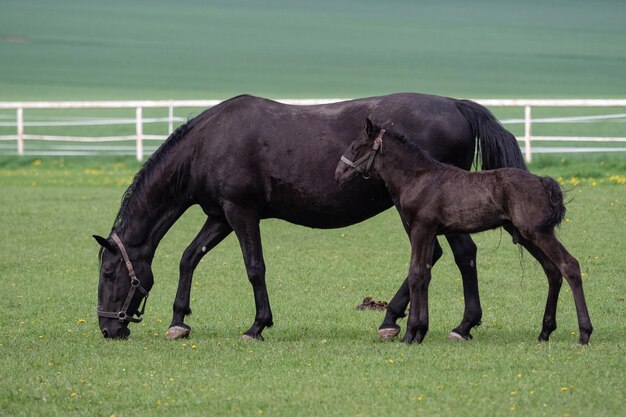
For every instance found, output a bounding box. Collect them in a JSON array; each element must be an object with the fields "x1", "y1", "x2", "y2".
[{"x1": 1, "y1": 98, "x2": 625, "y2": 162}]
